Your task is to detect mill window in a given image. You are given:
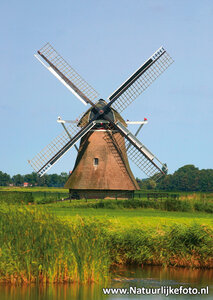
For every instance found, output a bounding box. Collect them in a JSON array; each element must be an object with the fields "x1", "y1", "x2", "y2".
[{"x1": 94, "y1": 158, "x2": 99, "y2": 166}]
